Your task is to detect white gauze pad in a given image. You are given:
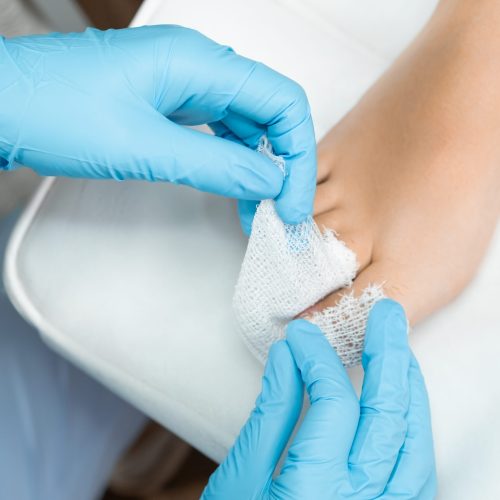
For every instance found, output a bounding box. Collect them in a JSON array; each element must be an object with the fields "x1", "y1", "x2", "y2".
[{"x1": 232, "y1": 139, "x2": 385, "y2": 367}]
